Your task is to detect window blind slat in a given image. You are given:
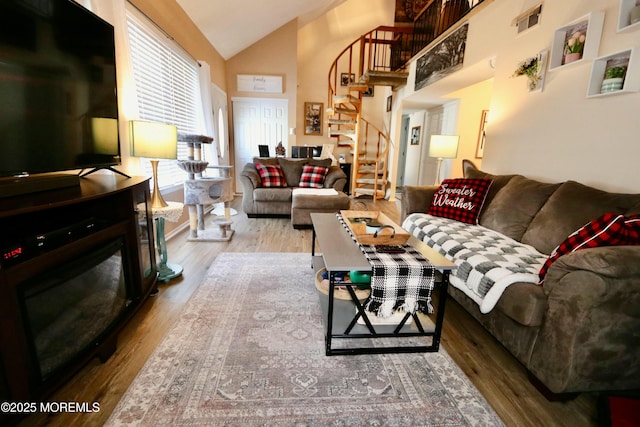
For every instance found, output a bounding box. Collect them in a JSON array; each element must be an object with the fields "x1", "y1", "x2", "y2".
[{"x1": 126, "y1": 8, "x2": 204, "y2": 189}]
